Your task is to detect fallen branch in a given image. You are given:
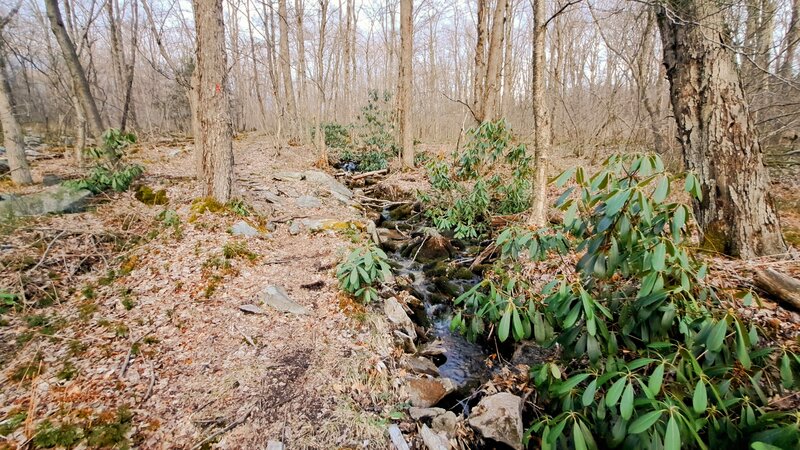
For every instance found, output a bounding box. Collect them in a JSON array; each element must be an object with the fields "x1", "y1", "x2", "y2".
[
  {"x1": 190, "y1": 405, "x2": 255, "y2": 450},
  {"x1": 350, "y1": 168, "x2": 388, "y2": 180},
  {"x1": 26, "y1": 230, "x2": 67, "y2": 274},
  {"x1": 754, "y1": 268, "x2": 800, "y2": 310}
]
